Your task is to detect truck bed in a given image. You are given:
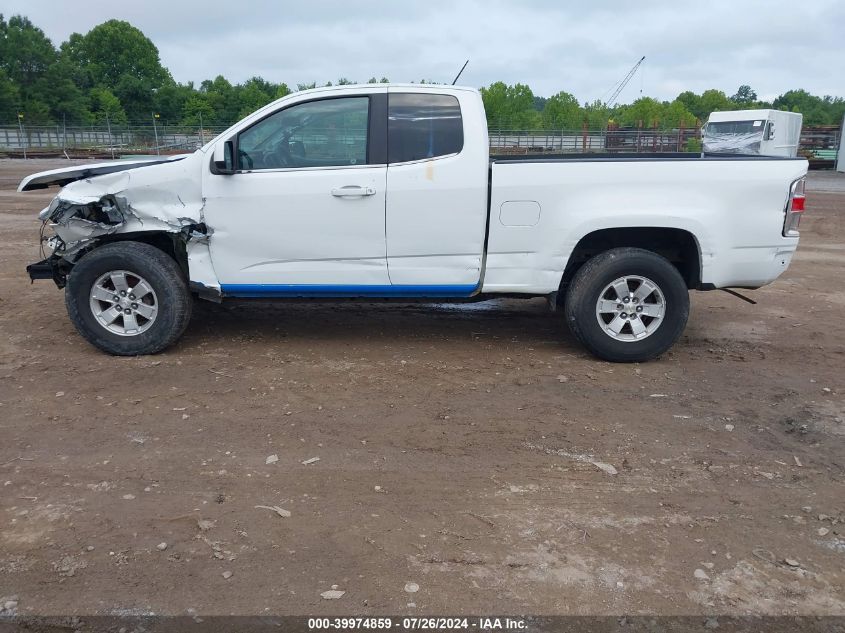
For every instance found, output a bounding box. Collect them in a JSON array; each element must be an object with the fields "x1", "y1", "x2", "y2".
[{"x1": 483, "y1": 153, "x2": 808, "y2": 294}]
